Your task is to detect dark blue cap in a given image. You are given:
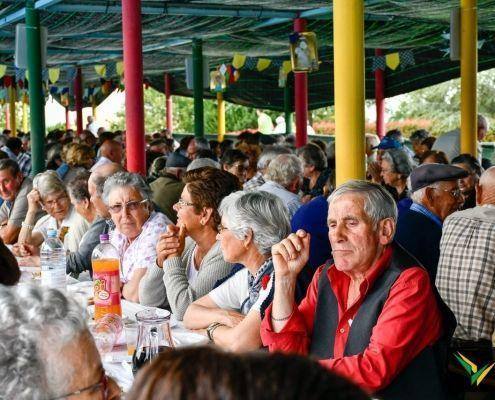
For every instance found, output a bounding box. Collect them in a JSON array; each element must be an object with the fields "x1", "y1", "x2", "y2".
[
  {"x1": 372, "y1": 137, "x2": 403, "y2": 150},
  {"x1": 410, "y1": 163, "x2": 469, "y2": 192}
]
